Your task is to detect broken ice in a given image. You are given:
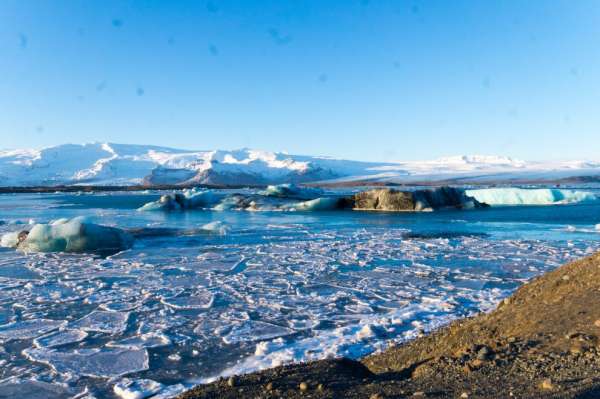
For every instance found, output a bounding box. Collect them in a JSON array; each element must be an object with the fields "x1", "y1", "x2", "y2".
[
  {"x1": 70, "y1": 310, "x2": 129, "y2": 334},
  {"x1": 0, "y1": 319, "x2": 65, "y2": 341},
  {"x1": 24, "y1": 347, "x2": 149, "y2": 378}
]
